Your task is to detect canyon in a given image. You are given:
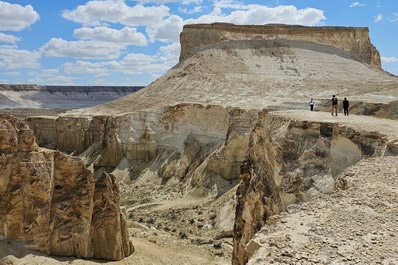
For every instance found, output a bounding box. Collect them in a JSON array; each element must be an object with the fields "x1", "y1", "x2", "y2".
[{"x1": 1, "y1": 23, "x2": 398, "y2": 265}]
